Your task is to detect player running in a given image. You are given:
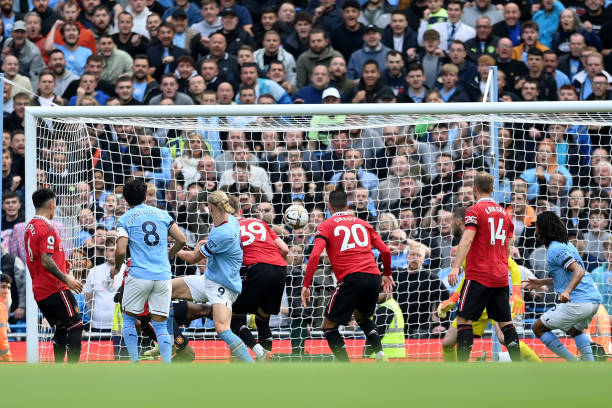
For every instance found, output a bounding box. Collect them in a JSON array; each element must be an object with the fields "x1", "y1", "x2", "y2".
[
  {"x1": 301, "y1": 189, "x2": 394, "y2": 362},
  {"x1": 438, "y1": 206, "x2": 540, "y2": 362},
  {"x1": 230, "y1": 198, "x2": 289, "y2": 361},
  {"x1": 172, "y1": 190, "x2": 254, "y2": 363},
  {"x1": 448, "y1": 172, "x2": 521, "y2": 362},
  {"x1": 24, "y1": 188, "x2": 85, "y2": 363},
  {"x1": 112, "y1": 179, "x2": 187, "y2": 363},
  {"x1": 524, "y1": 211, "x2": 602, "y2": 362}
]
